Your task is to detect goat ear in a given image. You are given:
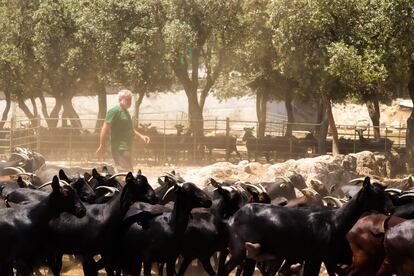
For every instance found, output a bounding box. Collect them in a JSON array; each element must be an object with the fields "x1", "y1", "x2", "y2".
[
  {"x1": 51, "y1": 176, "x2": 60, "y2": 191},
  {"x1": 17, "y1": 176, "x2": 25, "y2": 188},
  {"x1": 362, "y1": 176, "x2": 371, "y2": 190},
  {"x1": 125, "y1": 172, "x2": 134, "y2": 183},
  {"x1": 245, "y1": 185, "x2": 259, "y2": 196},
  {"x1": 209, "y1": 178, "x2": 220, "y2": 188},
  {"x1": 408, "y1": 176, "x2": 413, "y2": 186},
  {"x1": 137, "y1": 169, "x2": 142, "y2": 176},
  {"x1": 102, "y1": 166, "x2": 110, "y2": 176},
  {"x1": 84, "y1": 172, "x2": 92, "y2": 182},
  {"x1": 92, "y1": 168, "x2": 100, "y2": 178},
  {"x1": 59, "y1": 169, "x2": 70, "y2": 182},
  {"x1": 157, "y1": 177, "x2": 165, "y2": 186}
]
